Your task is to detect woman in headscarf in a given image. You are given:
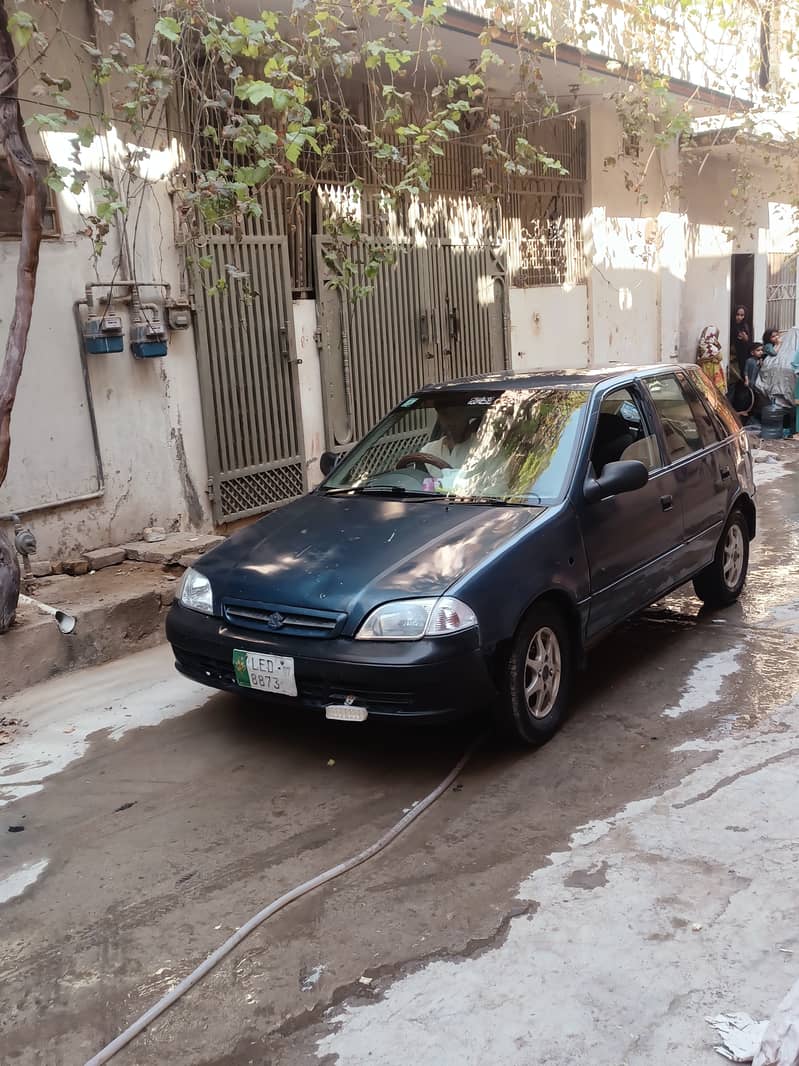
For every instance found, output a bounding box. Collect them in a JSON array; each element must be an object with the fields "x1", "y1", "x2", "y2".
[
  {"x1": 696, "y1": 325, "x2": 726, "y2": 392},
  {"x1": 758, "y1": 325, "x2": 799, "y2": 437},
  {"x1": 731, "y1": 305, "x2": 753, "y2": 380}
]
